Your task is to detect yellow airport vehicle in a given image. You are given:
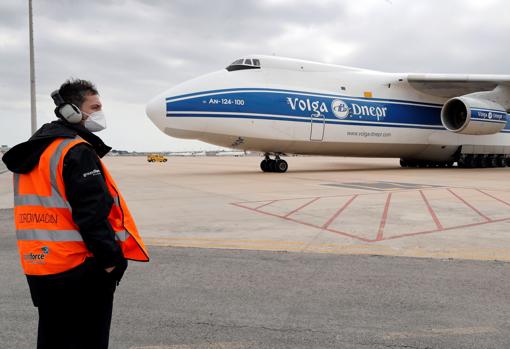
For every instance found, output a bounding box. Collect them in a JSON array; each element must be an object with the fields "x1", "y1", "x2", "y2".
[{"x1": 147, "y1": 154, "x2": 167, "y2": 162}]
